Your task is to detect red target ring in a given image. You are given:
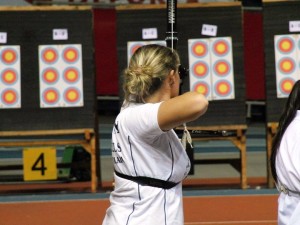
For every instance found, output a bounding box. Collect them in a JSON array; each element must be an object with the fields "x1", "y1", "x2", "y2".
[
  {"x1": 278, "y1": 57, "x2": 295, "y2": 74},
  {"x1": 42, "y1": 68, "x2": 59, "y2": 84},
  {"x1": 192, "y1": 61, "x2": 209, "y2": 78},
  {"x1": 1, "y1": 48, "x2": 17, "y2": 65},
  {"x1": 63, "y1": 47, "x2": 79, "y2": 64},
  {"x1": 191, "y1": 41, "x2": 208, "y2": 58},
  {"x1": 193, "y1": 82, "x2": 210, "y2": 97},
  {"x1": 277, "y1": 37, "x2": 294, "y2": 54},
  {"x1": 63, "y1": 67, "x2": 79, "y2": 83},
  {"x1": 42, "y1": 48, "x2": 58, "y2": 64},
  {"x1": 214, "y1": 80, "x2": 232, "y2": 97},
  {"x1": 1, "y1": 89, "x2": 18, "y2": 105},
  {"x1": 63, "y1": 87, "x2": 81, "y2": 104},
  {"x1": 1, "y1": 69, "x2": 17, "y2": 85},
  {"x1": 213, "y1": 60, "x2": 231, "y2": 76},
  {"x1": 212, "y1": 39, "x2": 229, "y2": 56},
  {"x1": 279, "y1": 78, "x2": 295, "y2": 95},
  {"x1": 42, "y1": 88, "x2": 59, "y2": 105}
]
